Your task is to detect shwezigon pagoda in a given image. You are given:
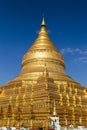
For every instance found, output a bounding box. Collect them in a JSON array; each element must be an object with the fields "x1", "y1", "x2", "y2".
[{"x1": 0, "y1": 18, "x2": 87, "y2": 128}]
